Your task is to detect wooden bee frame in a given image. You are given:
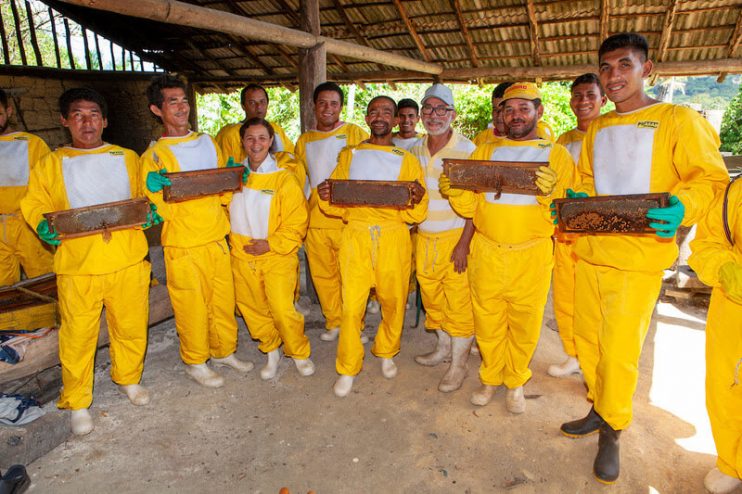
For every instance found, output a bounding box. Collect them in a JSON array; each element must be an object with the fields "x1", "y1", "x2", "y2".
[
  {"x1": 328, "y1": 179, "x2": 416, "y2": 208},
  {"x1": 442, "y1": 159, "x2": 545, "y2": 197},
  {"x1": 553, "y1": 193, "x2": 671, "y2": 234},
  {"x1": 43, "y1": 198, "x2": 149, "y2": 240},
  {"x1": 162, "y1": 166, "x2": 245, "y2": 203}
]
